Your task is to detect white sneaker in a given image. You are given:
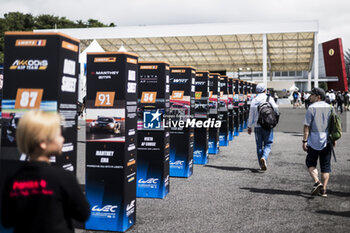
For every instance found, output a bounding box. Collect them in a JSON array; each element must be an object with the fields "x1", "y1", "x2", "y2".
[{"x1": 260, "y1": 158, "x2": 267, "y2": 171}]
